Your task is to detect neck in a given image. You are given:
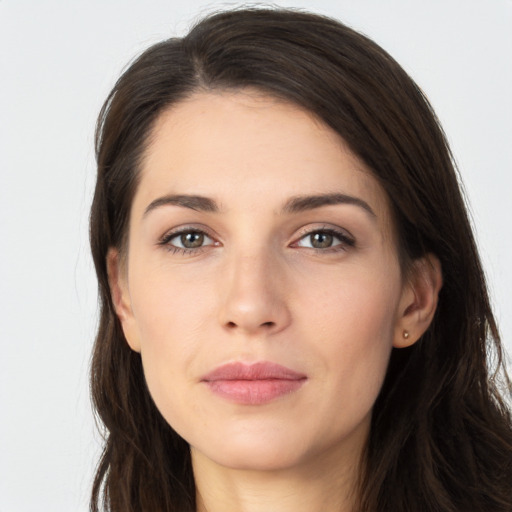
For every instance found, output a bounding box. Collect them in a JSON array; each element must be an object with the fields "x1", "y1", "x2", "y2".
[{"x1": 192, "y1": 442, "x2": 364, "y2": 512}]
